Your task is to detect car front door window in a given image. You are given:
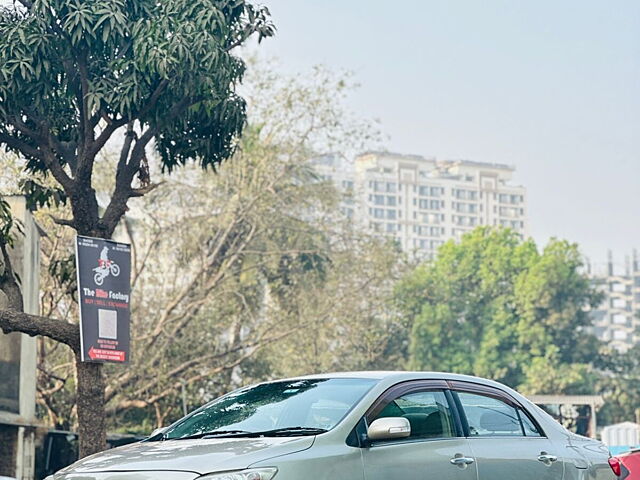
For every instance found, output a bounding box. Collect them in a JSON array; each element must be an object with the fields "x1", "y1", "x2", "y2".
[
  {"x1": 362, "y1": 386, "x2": 477, "y2": 480},
  {"x1": 372, "y1": 390, "x2": 456, "y2": 441}
]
